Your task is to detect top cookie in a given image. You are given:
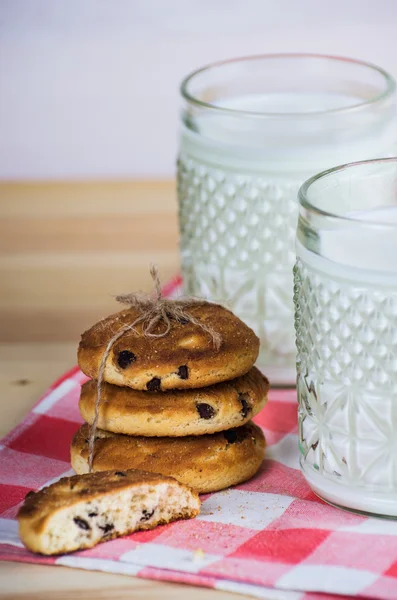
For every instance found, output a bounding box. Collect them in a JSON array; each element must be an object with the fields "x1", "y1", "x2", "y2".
[{"x1": 78, "y1": 302, "x2": 259, "y2": 390}]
